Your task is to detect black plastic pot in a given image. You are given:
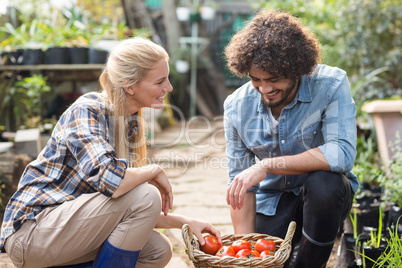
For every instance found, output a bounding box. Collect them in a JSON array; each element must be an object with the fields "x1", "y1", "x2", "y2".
[
  {"x1": 362, "y1": 246, "x2": 387, "y2": 268},
  {"x1": 337, "y1": 233, "x2": 371, "y2": 268},
  {"x1": 45, "y1": 47, "x2": 70, "y2": 64},
  {"x1": 88, "y1": 48, "x2": 108, "y2": 64},
  {"x1": 356, "y1": 204, "x2": 390, "y2": 234},
  {"x1": 69, "y1": 47, "x2": 88, "y2": 64},
  {"x1": 341, "y1": 234, "x2": 361, "y2": 268},
  {"x1": 2, "y1": 50, "x2": 24, "y2": 65},
  {"x1": 22, "y1": 49, "x2": 45, "y2": 65},
  {"x1": 389, "y1": 205, "x2": 402, "y2": 227},
  {"x1": 355, "y1": 187, "x2": 383, "y2": 210}
]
